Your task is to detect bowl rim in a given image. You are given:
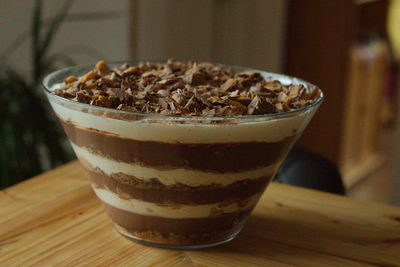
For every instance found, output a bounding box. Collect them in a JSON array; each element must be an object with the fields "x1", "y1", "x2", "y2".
[{"x1": 42, "y1": 61, "x2": 324, "y2": 121}]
